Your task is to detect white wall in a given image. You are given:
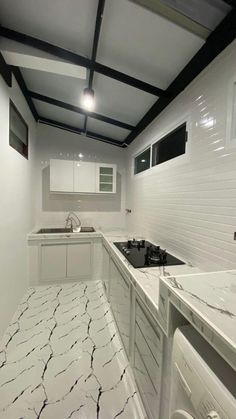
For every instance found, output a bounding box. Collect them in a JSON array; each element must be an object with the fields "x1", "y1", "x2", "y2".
[
  {"x1": 35, "y1": 124, "x2": 127, "y2": 231},
  {"x1": 0, "y1": 75, "x2": 37, "y2": 337},
  {"x1": 126, "y1": 41, "x2": 236, "y2": 271}
]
